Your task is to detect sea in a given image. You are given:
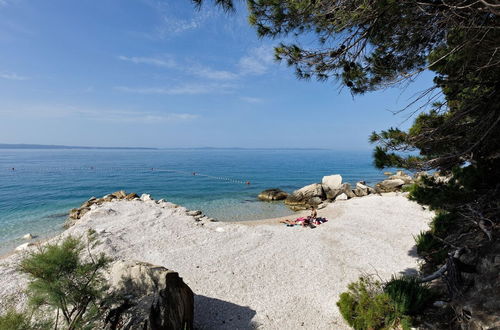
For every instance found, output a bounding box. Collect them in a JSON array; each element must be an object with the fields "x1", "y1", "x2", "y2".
[{"x1": 0, "y1": 148, "x2": 392, "y2": 253}]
